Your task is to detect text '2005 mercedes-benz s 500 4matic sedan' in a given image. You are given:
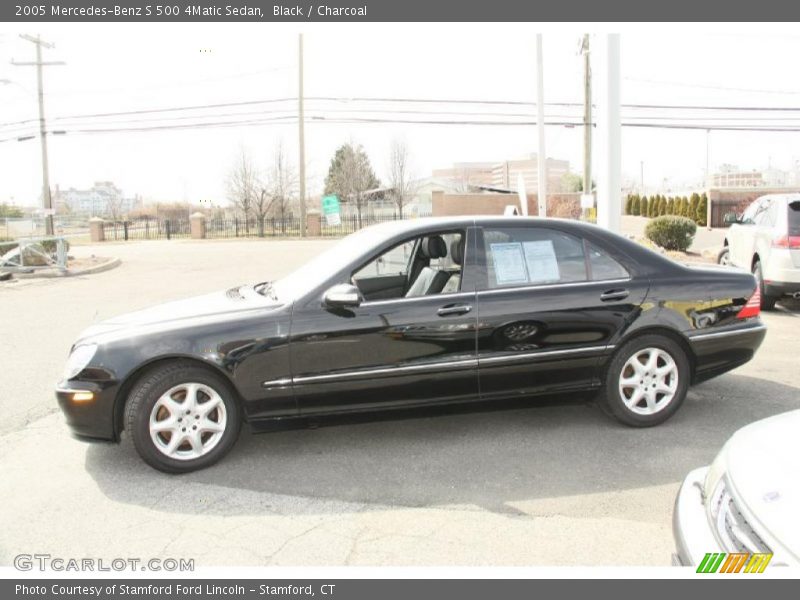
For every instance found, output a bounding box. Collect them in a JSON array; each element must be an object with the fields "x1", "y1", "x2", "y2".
[{"x1": 56, "y1": 216, "x2": 767, "y2": 473}]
